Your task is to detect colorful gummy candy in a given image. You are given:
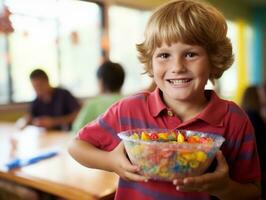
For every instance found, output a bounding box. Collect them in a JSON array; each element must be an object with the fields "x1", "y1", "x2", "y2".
[
  {"x1": 129, "y1": 130, "x2": 214, "y2": 144},
  {"x1": 125, "y1": 130, "x2": 218, "y2": 181}
]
